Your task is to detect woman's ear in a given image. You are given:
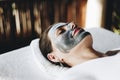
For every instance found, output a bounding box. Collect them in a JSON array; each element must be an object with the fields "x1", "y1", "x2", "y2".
[{"x1": 47, "y1": 53, "x2": 59, "y2": 62}]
